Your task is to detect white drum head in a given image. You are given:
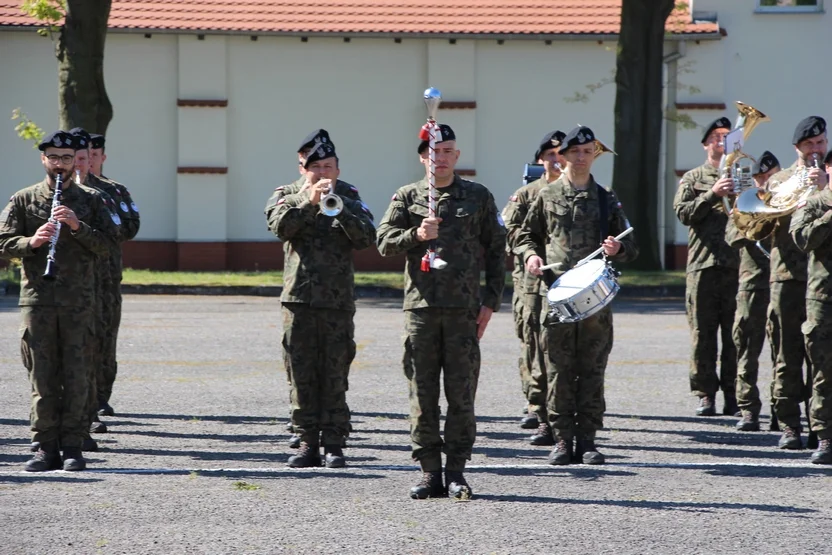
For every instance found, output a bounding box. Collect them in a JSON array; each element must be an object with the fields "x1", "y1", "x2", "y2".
[{"x1": 547, "y1": 259, "x2": 606, "y2": 303}]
